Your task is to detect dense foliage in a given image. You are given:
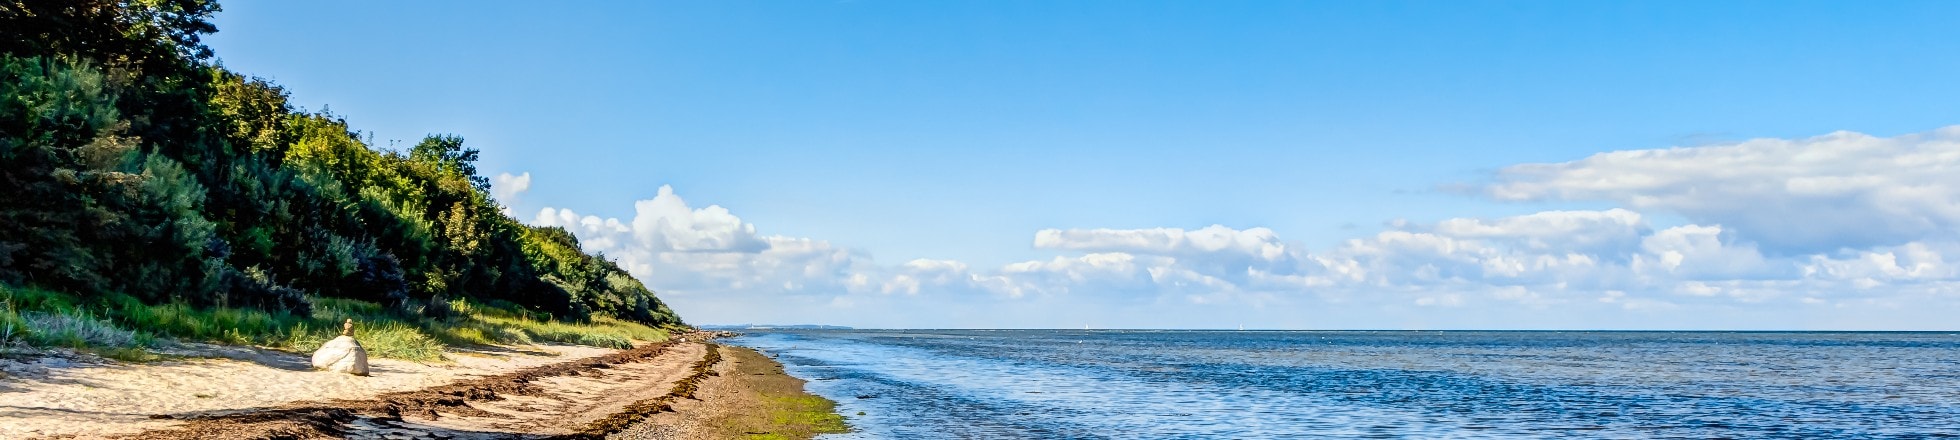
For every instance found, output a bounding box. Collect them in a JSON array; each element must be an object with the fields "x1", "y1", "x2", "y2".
[{"x1": 0, "y1": 0, "x2": 680, "y2": 326}]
